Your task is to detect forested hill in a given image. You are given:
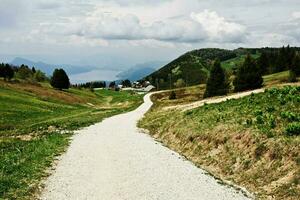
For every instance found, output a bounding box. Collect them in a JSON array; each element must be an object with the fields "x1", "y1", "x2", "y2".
[{"x1": 143, "y1": 47, "x2": 300, "y2": 90}]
